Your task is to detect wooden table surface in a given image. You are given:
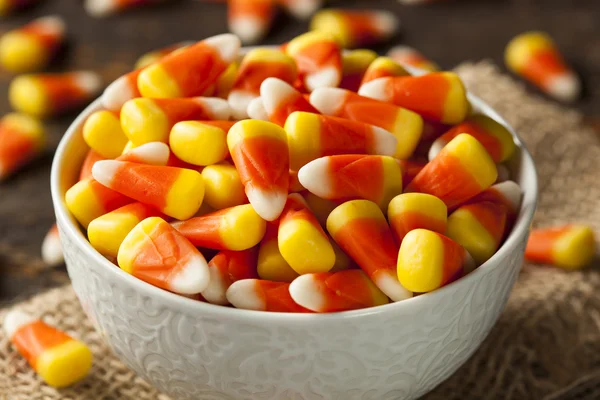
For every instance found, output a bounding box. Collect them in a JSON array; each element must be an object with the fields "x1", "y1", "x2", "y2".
[{"x1": 1, "y1": 0, "x2": 599, "y2": 304}]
